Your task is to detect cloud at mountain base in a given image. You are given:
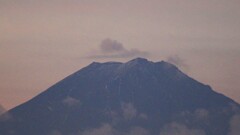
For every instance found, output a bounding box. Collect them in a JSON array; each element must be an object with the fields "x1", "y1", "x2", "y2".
[
  {"x1": 159, "y1": 122, "x2": 205, "y2": 135},
  {"x1": 81, "y1": 123, "x2": 150, "y2": 135},
  {"x1": 81, "y1": 124, "x2": 116, "y2": 135},
  {"x1": 121, "y1": 102, "x2": 137, "y2": 120}
]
